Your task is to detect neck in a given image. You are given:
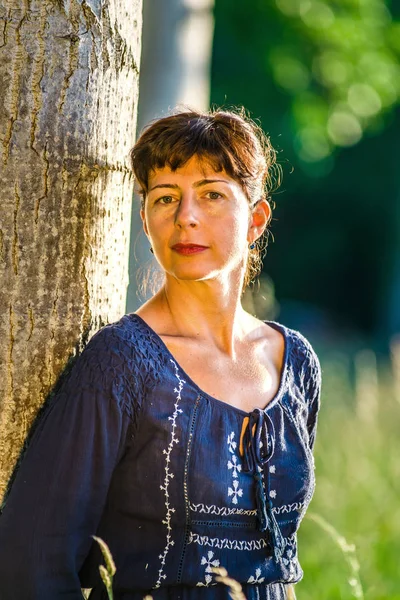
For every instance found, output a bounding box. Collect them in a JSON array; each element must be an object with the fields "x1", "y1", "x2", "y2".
[{"x1": 155, "y1": 273, "x2": 250, "y2": 357}]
